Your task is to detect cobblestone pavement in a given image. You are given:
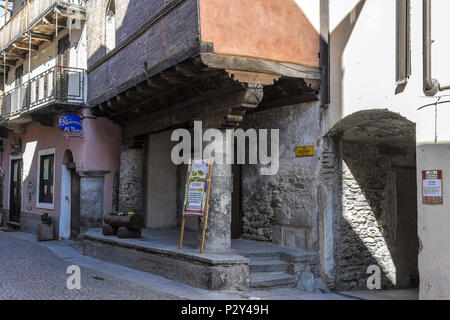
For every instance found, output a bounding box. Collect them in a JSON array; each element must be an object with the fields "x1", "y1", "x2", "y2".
[{"x1": 0, "y1": 232, "x2": 178, "y2": 300}]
